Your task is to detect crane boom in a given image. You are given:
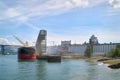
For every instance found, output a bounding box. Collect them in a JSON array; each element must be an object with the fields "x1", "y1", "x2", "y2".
[{"x1": 13, "y1": 35, "x2": 26, "y2": 46}]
